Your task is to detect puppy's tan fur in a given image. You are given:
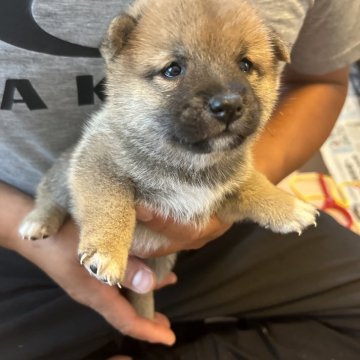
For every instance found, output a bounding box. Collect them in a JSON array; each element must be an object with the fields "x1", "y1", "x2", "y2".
[{"x1": 19, "y1": 0, "x2": 317, "y2": 319}]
